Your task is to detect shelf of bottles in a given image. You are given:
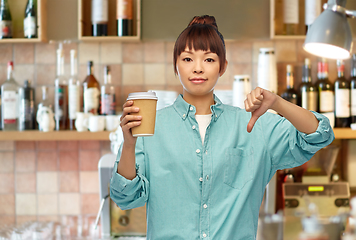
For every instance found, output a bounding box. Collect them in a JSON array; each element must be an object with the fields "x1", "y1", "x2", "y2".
[
  {"x1": 78, "y1": 0, "x2": 141, "y2": 42},
  {"x1": 0, "y1": 0, "x2": 46, "y2": 43},
  {"x1": 270, "y1": 0, "x2": 327, "y2": 39},
  {"x1": 279, "y1": 55, "x2": 356, "y2": 139},
  {"x1": 1, "y1": 40, "x2": 118, "y2": 135}
]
